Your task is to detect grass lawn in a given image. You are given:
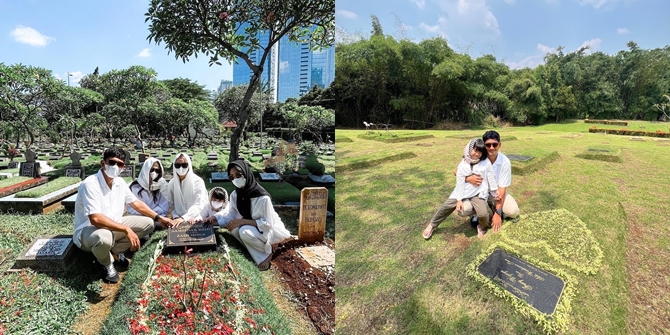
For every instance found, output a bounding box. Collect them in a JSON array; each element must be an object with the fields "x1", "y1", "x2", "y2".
[{"x1": 335, "y1": 120, "x2": 670, "y2": 334}]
